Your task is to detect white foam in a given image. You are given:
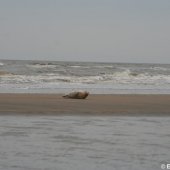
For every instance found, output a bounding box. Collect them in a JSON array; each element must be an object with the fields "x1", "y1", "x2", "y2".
[
  {"x1": 27, "y1": 64, "x2": 56, "y2": 69},
  {"x1": 0, "y1": 62, "x2": 4, "y2": 66},
  {"x1": 0, "y1": 69, "x2": 170, "y2": 93},
  {"x1": 93, "y1": 65, "x2": 114, "y2": 68},
  {"x1": 69, "y1": 65, "x2": 82, "y2": 68},
  {"x1": 0, "y1": 71, "x2": 170, "y2": 84},
  {"x1": 151, "y1": 66, "x2": 170, "y2": 71}
]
